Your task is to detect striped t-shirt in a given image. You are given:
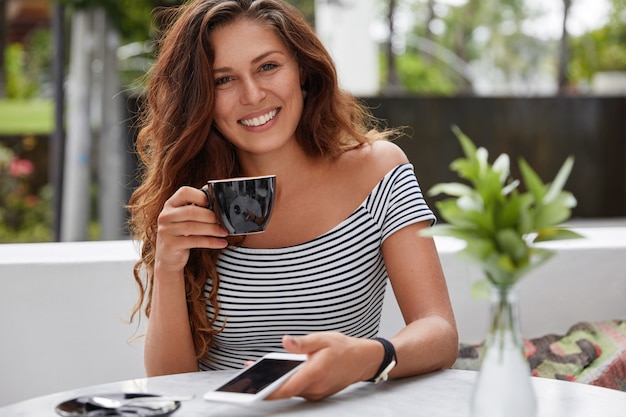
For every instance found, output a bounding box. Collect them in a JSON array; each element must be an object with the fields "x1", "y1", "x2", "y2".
[{"x1": 199, "y1": 163, "x2": 435, "y2": 370}]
